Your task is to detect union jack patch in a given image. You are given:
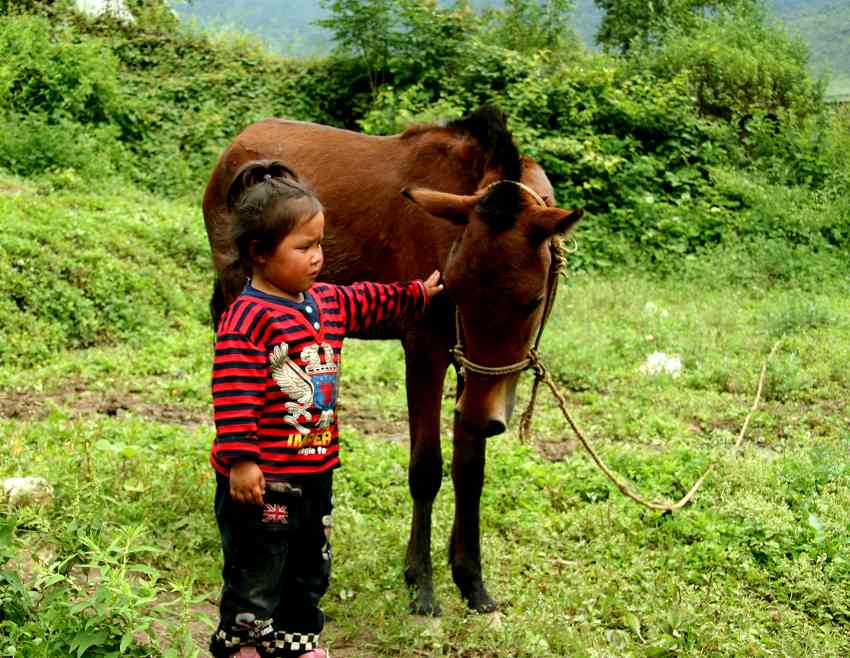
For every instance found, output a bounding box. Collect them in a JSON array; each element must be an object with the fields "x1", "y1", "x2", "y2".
[{"x1": 262, "y1": 503, "x2": 289, "y2": 524}]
